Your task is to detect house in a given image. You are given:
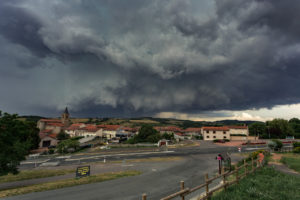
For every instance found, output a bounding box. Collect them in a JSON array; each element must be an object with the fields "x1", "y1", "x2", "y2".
[
  {"x1": 39, "y1": 132, "x2": 58, "y2": 148},
  {"x1": 65, "y1": 123, "x2": 86, "y2": 137},
  {"x1": 184, "y1": 128, "x2": 202, "y2": 137},
  {"x1": 97, "y1": 125, "x2": 121, "y2": 139},
  {"x1": 79, "y1": 125, "x2": 103, "y2": 138},
  {"x1": 228, "y1": 125, "x2": 249, "y2": 136},
  {"x1": 202, "y1": 126, "x2": 230, "y2": 141},
  {"x1": 37, "y1": 107, "x2": 71, "y2": 134}
]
